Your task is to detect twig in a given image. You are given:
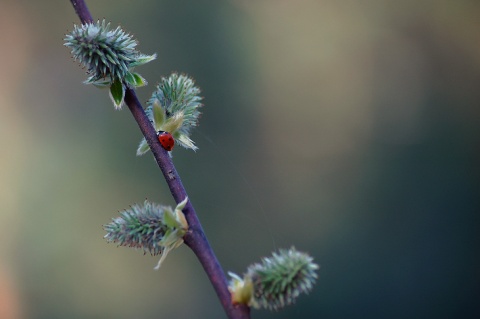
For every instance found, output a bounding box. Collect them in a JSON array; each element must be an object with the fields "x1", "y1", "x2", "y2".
[{"x1": 68, "y1": 1, "x2": 250, "y2": 318}]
